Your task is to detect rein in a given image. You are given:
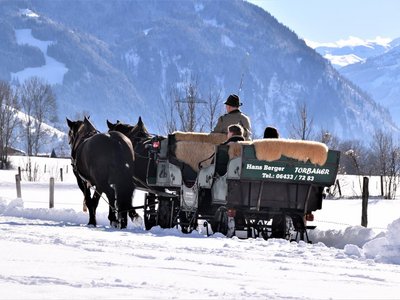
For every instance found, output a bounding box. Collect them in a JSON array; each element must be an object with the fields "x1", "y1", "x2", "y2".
[
  {"x1": 131, "y1": 174, "x2": 179, "y2": 199},
  {"x1": 88, "y1": 186, "x2": 144, "y2": 214},
  {"x1": 72, "y1": 122, "x2": 174, "y2": 215}
]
